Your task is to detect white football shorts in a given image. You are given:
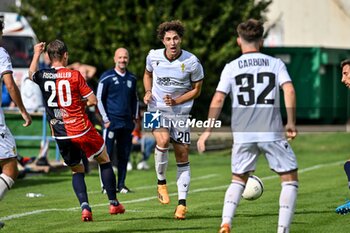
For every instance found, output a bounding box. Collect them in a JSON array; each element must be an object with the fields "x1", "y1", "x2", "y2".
[
  {"x1": 159, "y1": 113, "x2": 191, "y2": 144},
  {"x1": 0, "y1": 126, "x2": 17, "y2": 159},
  {"x1": 231, "y1": 139, "x2": 298, "y2": 174}
]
